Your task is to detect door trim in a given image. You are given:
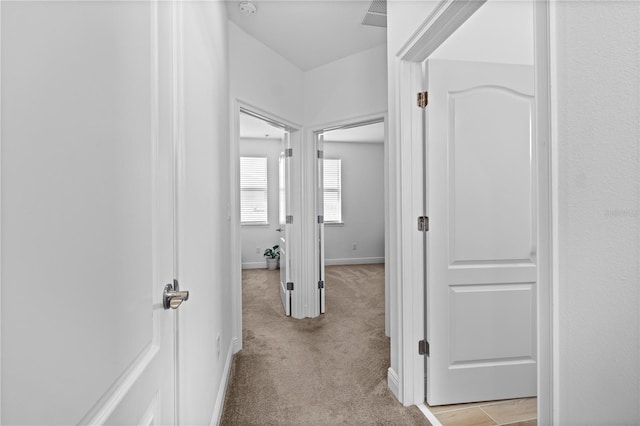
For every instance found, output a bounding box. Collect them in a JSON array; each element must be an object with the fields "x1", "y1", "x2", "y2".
[
  {"x1": 389, "y1": 0, "x2": 556, "y2": 423},
  {"x1": 0, "y1": 2, "x2": 4, "y2": 421},
  {"x1": 170, "y1": 1, "x2": 183, "y2": 423},
  {"x1": 0, "y1": 2, "x2": 3, "y2": 422},
  {"x1": 397, "y1": 0, "x2": 486, "y2": 61}
]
